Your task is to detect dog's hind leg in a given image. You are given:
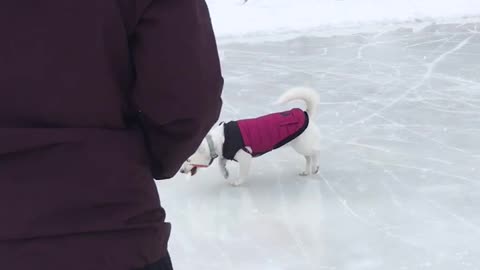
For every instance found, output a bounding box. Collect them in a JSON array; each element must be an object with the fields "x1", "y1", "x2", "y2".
[
  {"x1": 311, "y1": 152, "x2": 320, "y2": 175},
  {"x1": 230, "y1": 149, "x2": 252, "y2": 186},
  {"x1": 300, "y1": 156, "x2": 312, "y2": 176}
]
